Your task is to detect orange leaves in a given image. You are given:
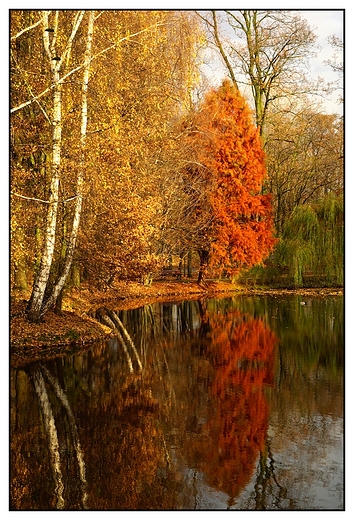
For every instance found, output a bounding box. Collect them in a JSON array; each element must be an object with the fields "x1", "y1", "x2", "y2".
[{"x1": 187, "y1": 79, "x2": 276, "y2": 272}]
